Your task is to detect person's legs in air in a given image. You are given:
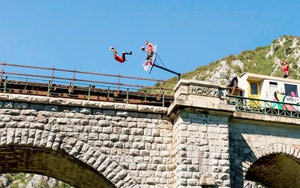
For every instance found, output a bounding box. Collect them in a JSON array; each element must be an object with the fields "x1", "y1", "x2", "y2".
[
  {"x1": 123, "y1": 51, "x2": 132, "y2": 56},
  {"x1": 147, "y1": 51, "x2": 154, "y2": 65},
  {"x1": 146, "y1": 56, "x2": 153, "y2": 65},
  {"x1": 122, "y1": 51, "x2": 133, "y2": 61}
]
